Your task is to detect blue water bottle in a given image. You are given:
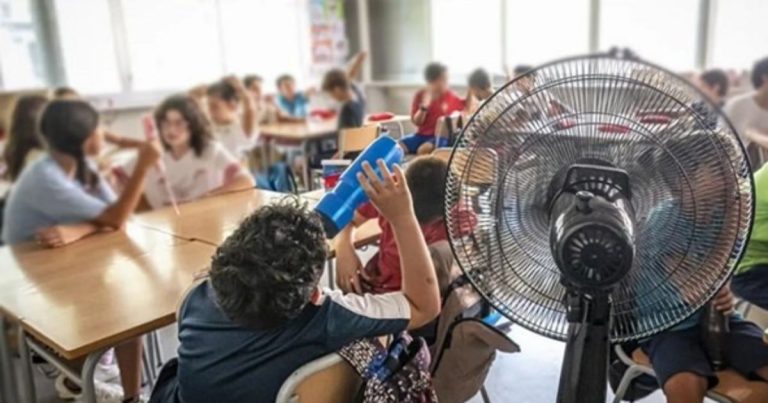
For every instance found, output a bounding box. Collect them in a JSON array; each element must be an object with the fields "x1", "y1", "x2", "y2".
[{"x1": 315, "y1": 136, "x2": 404, "y2": 237}]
